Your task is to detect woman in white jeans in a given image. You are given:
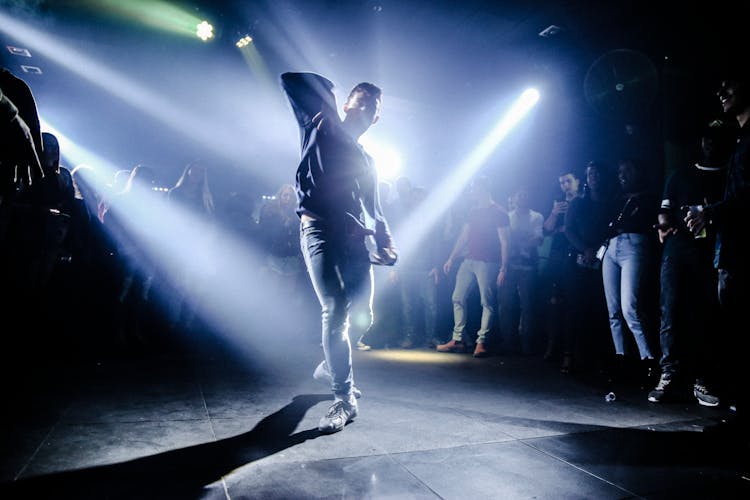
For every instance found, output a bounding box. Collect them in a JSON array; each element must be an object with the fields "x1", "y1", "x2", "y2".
[{"x1": 601, "y1": 159, "x2": 659, "y2": 381}]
